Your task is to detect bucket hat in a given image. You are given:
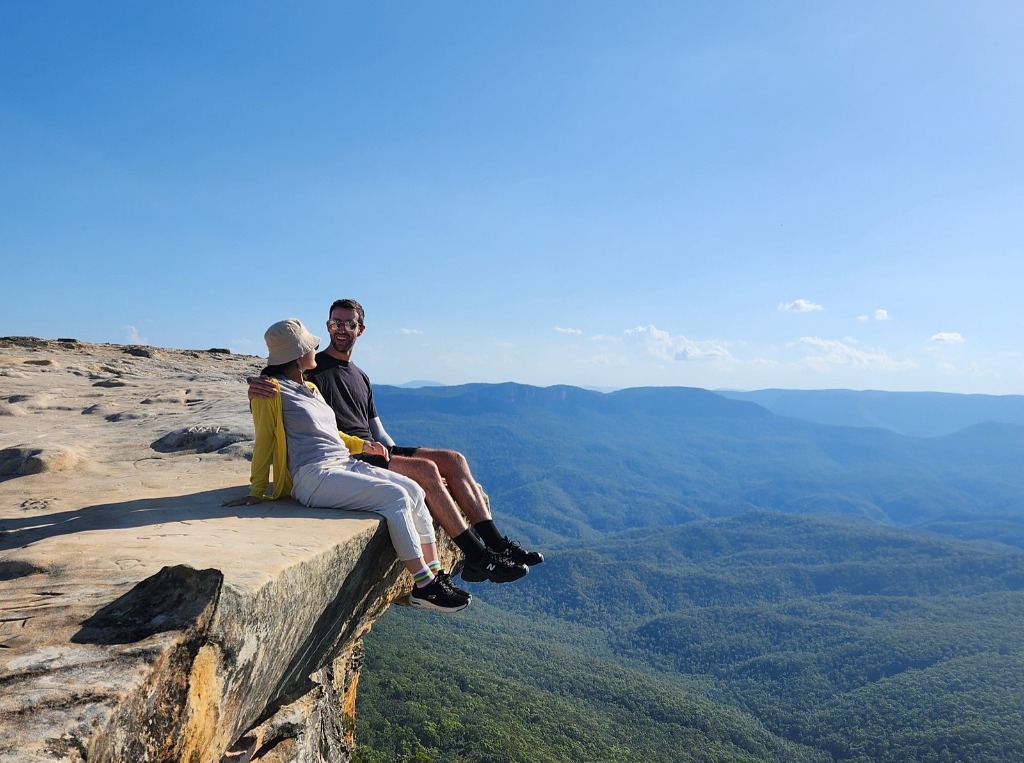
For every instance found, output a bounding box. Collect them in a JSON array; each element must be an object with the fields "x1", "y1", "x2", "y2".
[{"x1": 265, "y1": 318, "x2": 320, "y2": 365}]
